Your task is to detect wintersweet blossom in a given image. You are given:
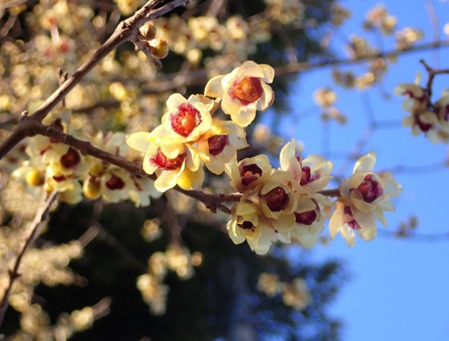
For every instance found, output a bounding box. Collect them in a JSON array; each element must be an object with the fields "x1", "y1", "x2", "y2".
[
  {"x1": 225, "y1": 154, "x2": 273, "y2": 192},
  {"x1": 394, "y1": 82, "x2": 440, "y2": 142},
  {"x1": 197, "y1": 119, "x2": 248, "y2": 174},
  {"x1": 329, "y1": 202, "x2": 377, "y2": 247},
  {"x1": 205, "y1": 60, "x2": 275, "y2": 127},
  {"x1": 227, "y1": 202, "x2": 278, "y2": 255},
  {"x1": 293, "y1": 196, "x2": 326, "y2": 248},
  {"x1": 162, "y1": 94, "x2": 214, "y2": 144},
  {"x1": 227, "y1": 170, "x2": 299, "y2": 254},
  {"x1": 280, "y1": 139, "x2": 333, "y2": 193},
  {"x1": 330, "y1": 151, "x2": 402, "y2": 246},
  {"x1": 126, "y1": 134, "x2": 203, "y2": 192}
]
